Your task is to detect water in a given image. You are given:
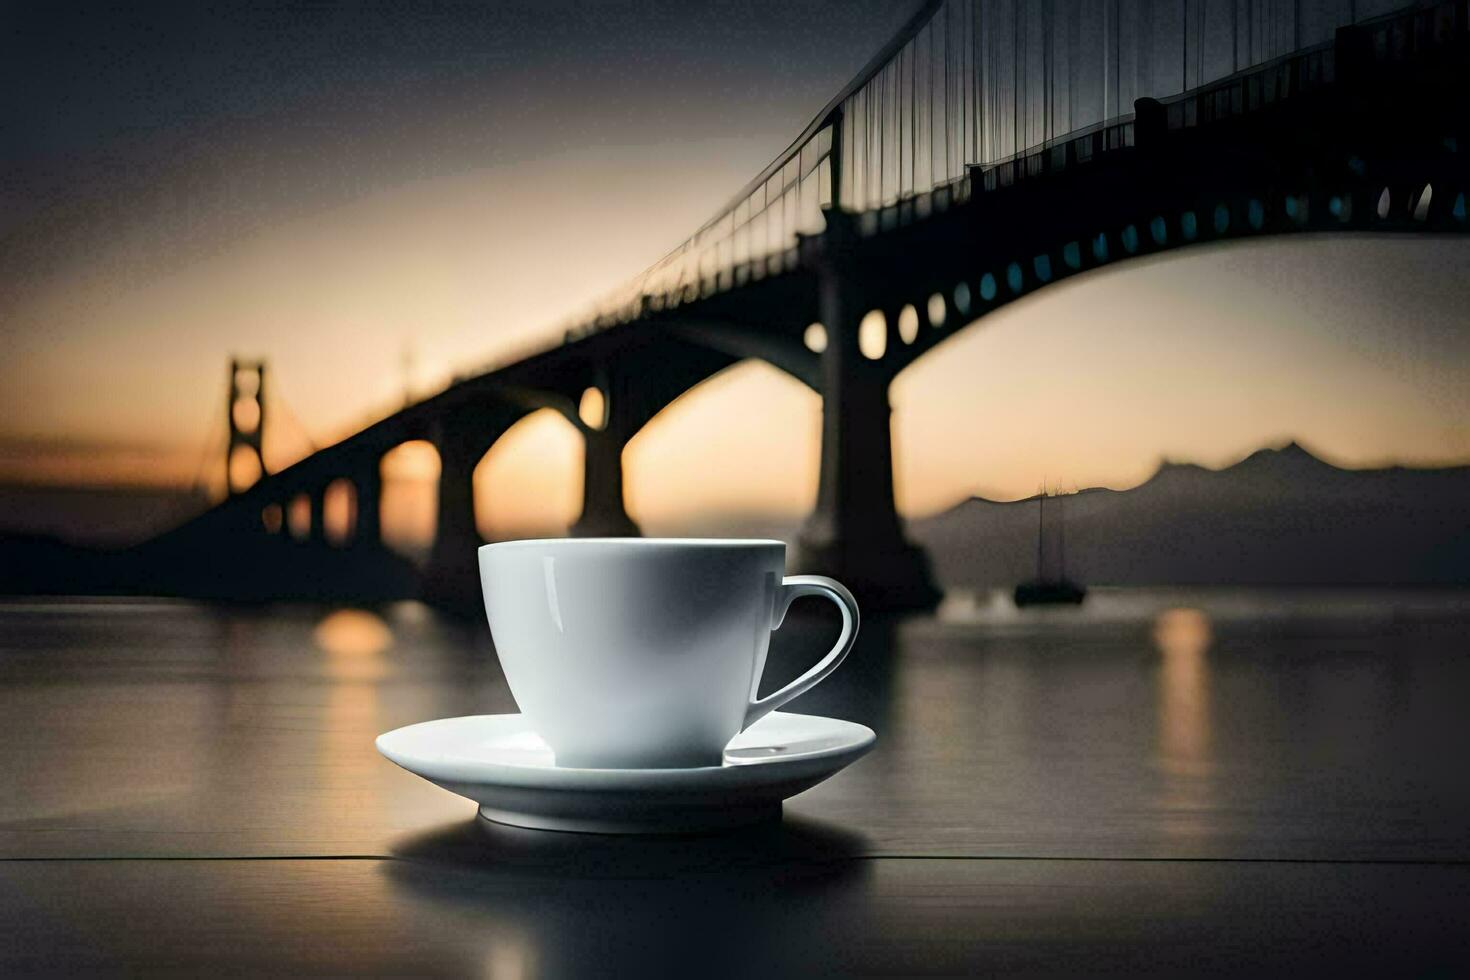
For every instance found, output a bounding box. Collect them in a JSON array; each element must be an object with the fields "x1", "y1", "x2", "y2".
[{"x1": 0, "y1": 588, "x2": 1466, "y2": 862}]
